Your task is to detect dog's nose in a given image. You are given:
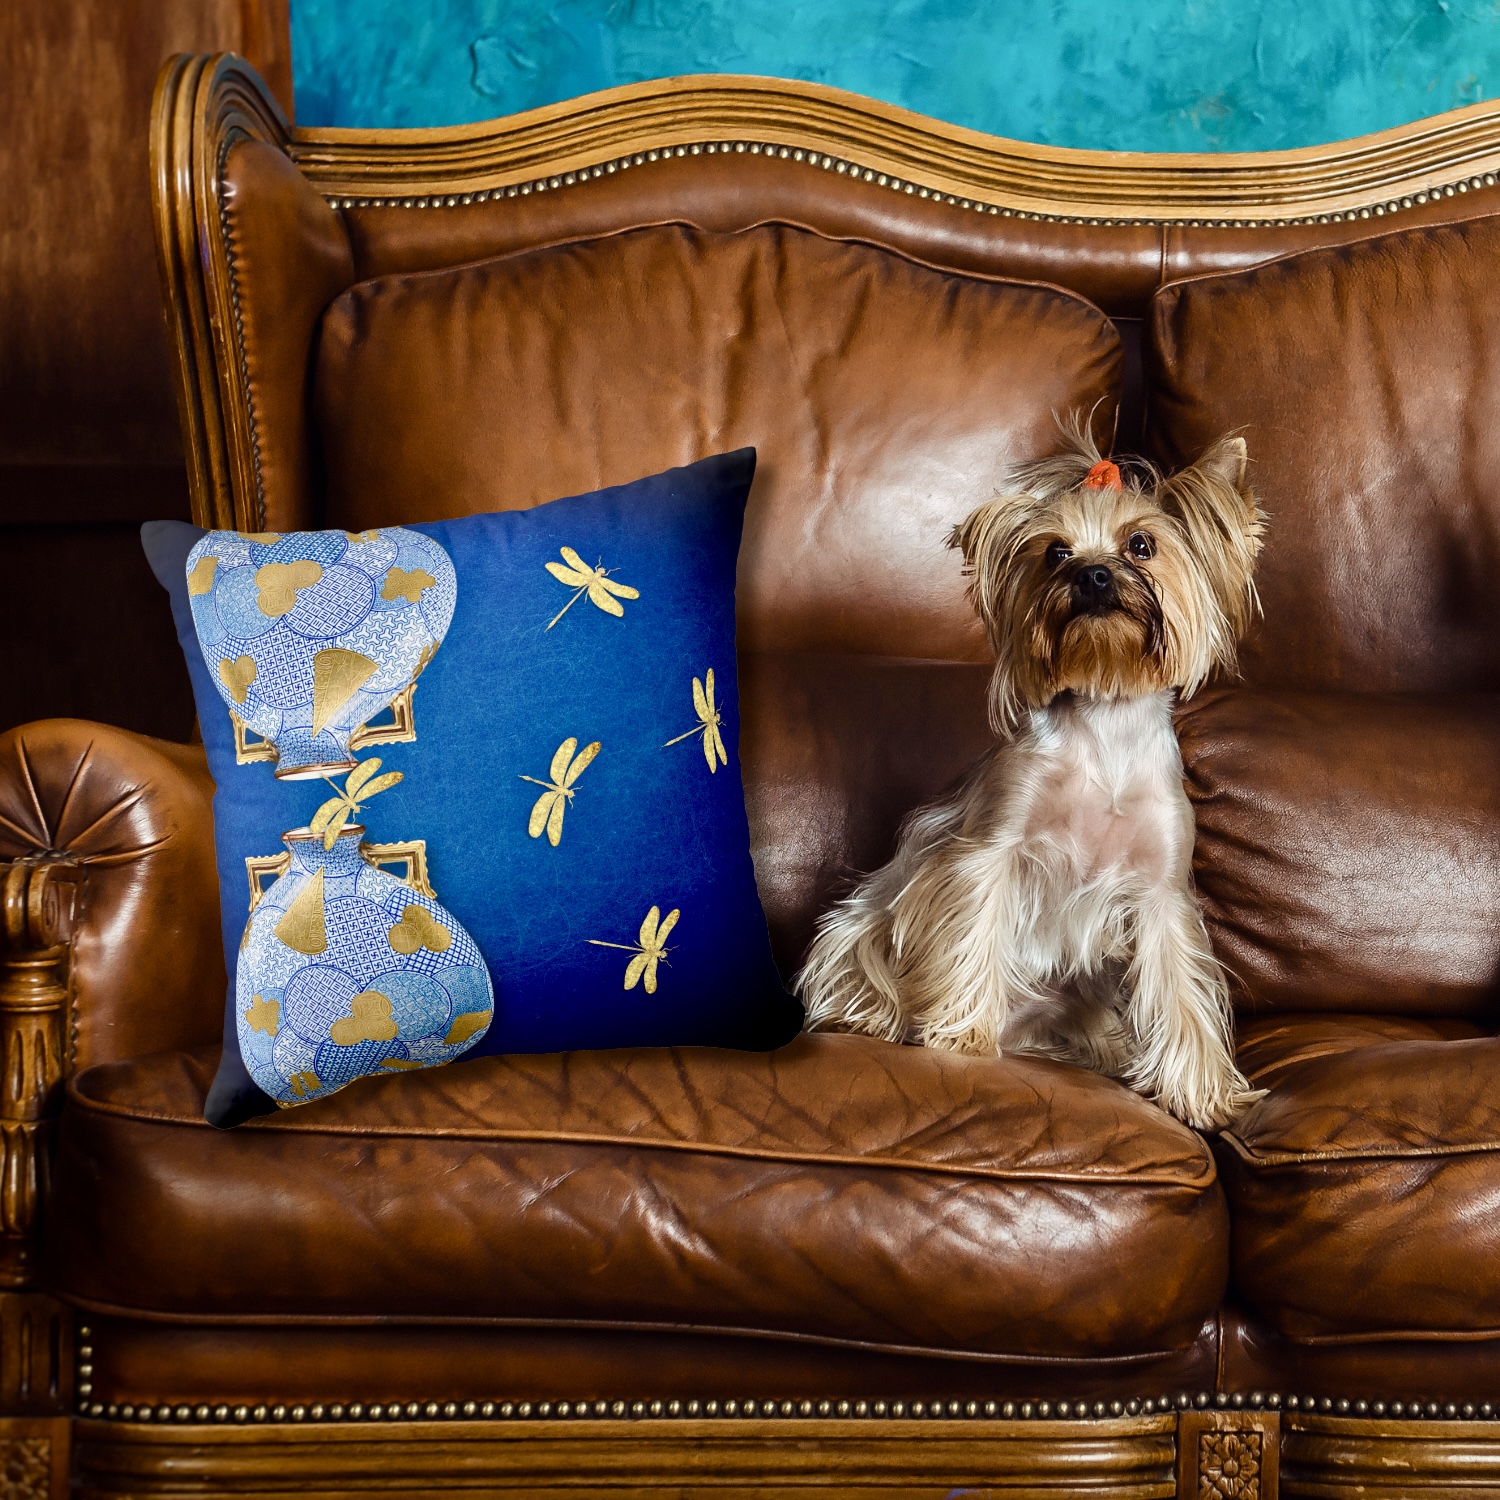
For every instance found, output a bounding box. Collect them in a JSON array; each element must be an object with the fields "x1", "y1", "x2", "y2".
[{"x1": 1073, "y1": 565, "x2": 1114, "y2": 602}]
